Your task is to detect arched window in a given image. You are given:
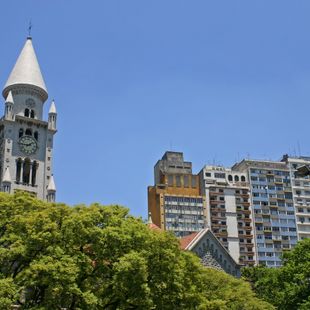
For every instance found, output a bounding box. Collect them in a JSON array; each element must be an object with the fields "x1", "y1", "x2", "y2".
[
  {"x1": 31, "y1": 161, "x2": 38, "y2": 186},
  {"x1": 24, "y1": 109, "x2": 30, "y2": 117},
  {"x1": 34, "y1": 131, "x2": 38, "y2": 141},
  {"x1": 22, "y1": 158, "x2": 31, "y2": 184},
  {"x1": 19, "y1": 128, "x2": 24, "y2": 138},
  {"x1": 16, "y1": 158, "x2": 22, "y2": 183},
  {"x1": 241, "y1": 175, "x2": 246, "y2": 182},
  {"x1": 228, "y1": 175, "x2": 233, "y2": 181},
  {"x1": 210, "y1": 244, "x2": 214, "y2": 254},
  {"x1": 30, "y1": 110, "x2": 35, "y2": 118},
  {"x1": 25, "y1": 129, "x2": 32, "y2": 136},
  {"x1": 234, "y1": 175, "x2": 239, "y2": 182}
]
